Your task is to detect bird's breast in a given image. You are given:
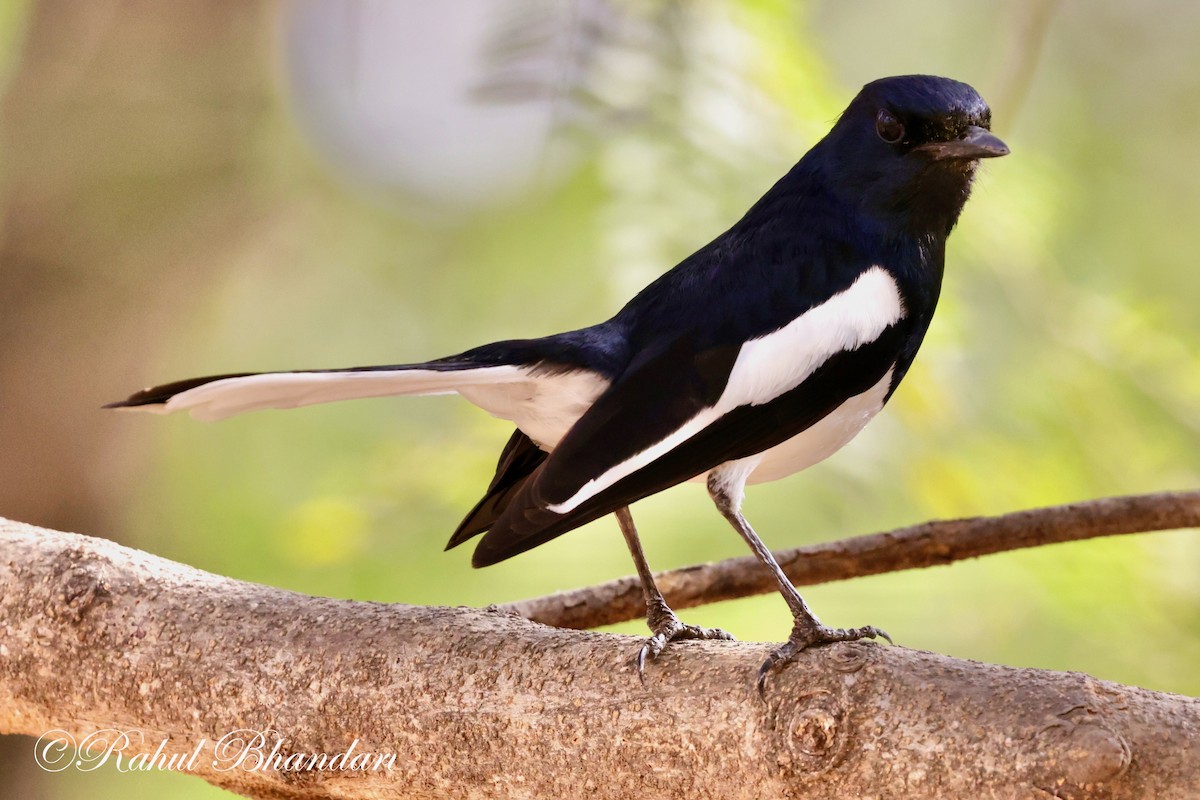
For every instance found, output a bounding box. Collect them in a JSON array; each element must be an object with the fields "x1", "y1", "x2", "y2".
[{"x1": 742, "y1": 365, "x2": 894, "y2": 485}]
